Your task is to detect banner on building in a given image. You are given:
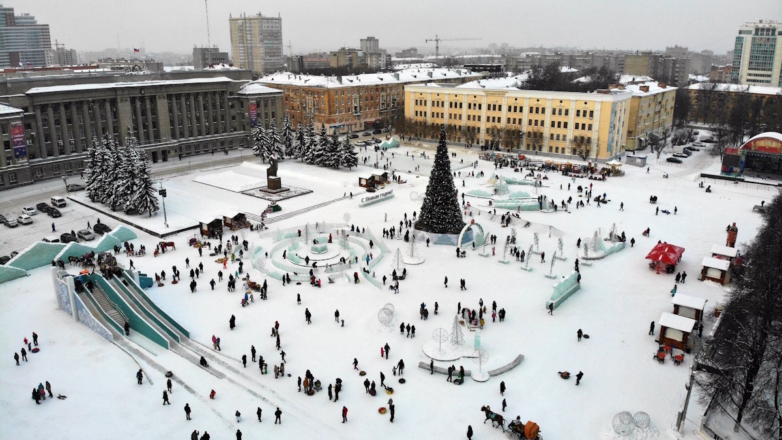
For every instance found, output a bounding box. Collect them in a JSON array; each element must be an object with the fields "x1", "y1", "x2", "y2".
[
  {"x1": 11, "y1": 122, "x2": 26, "y2": 159},
  {"x1": 249, "y1": 102, "x2": 258, "y2": 127}
]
